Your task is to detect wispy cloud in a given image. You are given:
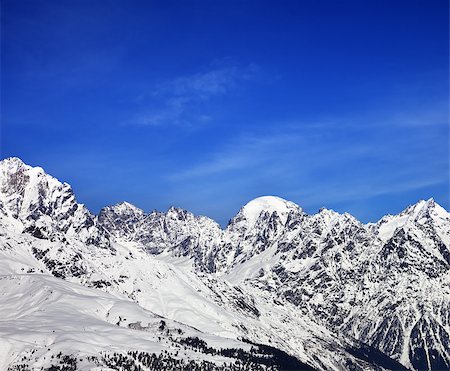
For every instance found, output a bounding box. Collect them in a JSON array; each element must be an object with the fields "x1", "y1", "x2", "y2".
[
  {"x1": 129, "y1": 63, "x2": 260, "y2": 127},
  {"x1": 158, "y1": 64, "x2": 259, "y2": 98},
  {"x1": 166, "y1": 109, "x2": 448, "y2": 216},
  {"x1": 168, "y1": 133, "x2": 303, "y2": 180},
  {"x1": 292, "y1": 169, "x2": 446, "y2": 207}
]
